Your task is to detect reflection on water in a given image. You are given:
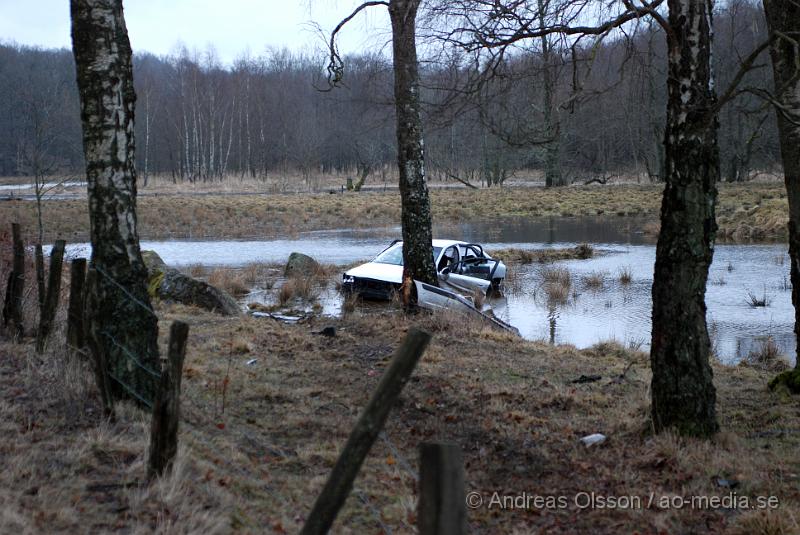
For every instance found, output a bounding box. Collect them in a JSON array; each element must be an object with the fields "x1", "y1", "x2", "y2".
[
  {"x1": 60, "y1": 216, "x2": 793, "y2": 364},
  {"x1": 492, "y1": 244, "x2": 793, "y2": 365}
]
